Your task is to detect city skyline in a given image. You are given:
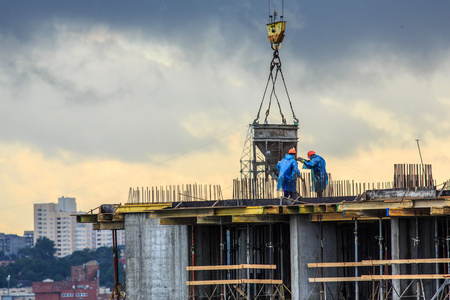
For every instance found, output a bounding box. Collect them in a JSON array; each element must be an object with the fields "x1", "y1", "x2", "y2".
[{"x1": 1, "y1": 1, "x2": 450, "y2": 234}]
